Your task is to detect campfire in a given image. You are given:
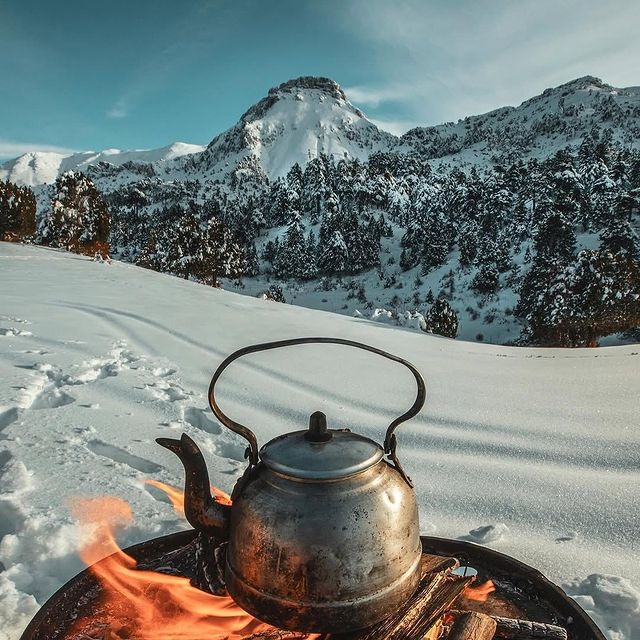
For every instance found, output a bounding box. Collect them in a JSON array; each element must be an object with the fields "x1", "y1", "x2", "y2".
[
  {"x1": 68, "y1": 485, "x2": 277, "y2": 640},
  {"x1": 42, "y1": 480, "x2": 575, "y2": 640}
]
